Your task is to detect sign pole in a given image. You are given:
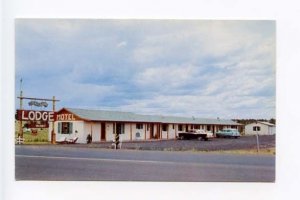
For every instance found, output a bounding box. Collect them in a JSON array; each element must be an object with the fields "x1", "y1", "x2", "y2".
[
  {"x1": 19, "y1": 90, "x2": 23, "y2": 139},
  {"x1": 256, "y1": 132, "x2": 260, "y2": 152},
  {"x1": 255, "y1": 121, "x2": 260, "y2": 153},
  {"x1": 51, "y1": 96, "x2": 56, "y2": 144}
]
